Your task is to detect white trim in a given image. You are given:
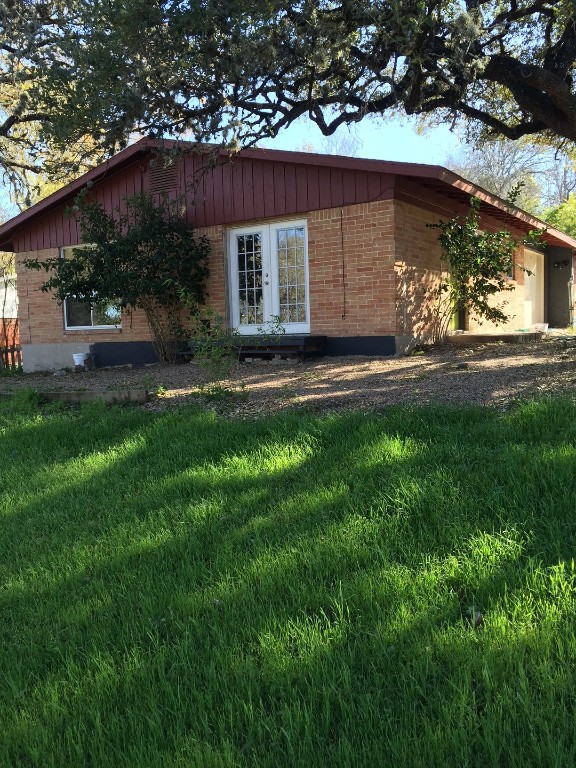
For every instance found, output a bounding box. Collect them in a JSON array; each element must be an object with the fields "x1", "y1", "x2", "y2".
[
  {"x1": 228, "y1": 219, "x2": 310, "y2": 335},
  {"x1": 60, "y1": 245, "x2": 122, "y2": 330},
  {"x1": 63, "y1": 297, "x2": 122, "y2": 331},
  {"x1": 227, "y1": 224, "x2": 269, "y2": 334}
]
